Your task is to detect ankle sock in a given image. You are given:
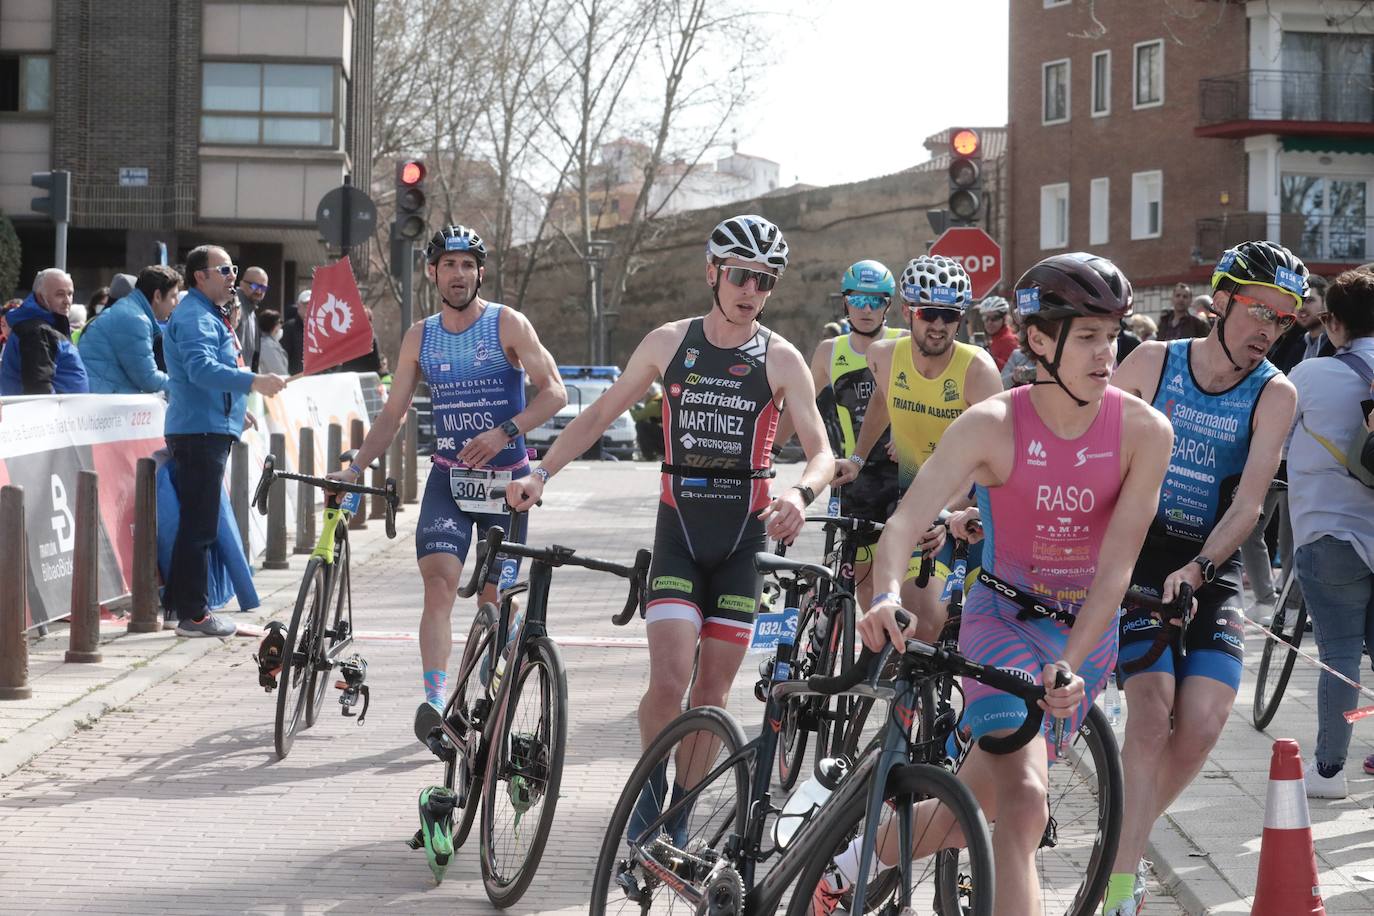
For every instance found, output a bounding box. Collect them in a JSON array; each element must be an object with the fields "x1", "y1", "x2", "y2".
[
  {"x1": 423, "y1": 669, "x2": 447, "y2": 710},
  {"x1": 1317, "y1": 761, "x2": 1343, "y2": 779},
  {"x1": 1103, "y1": 872, "x2": 1136, "y2": 910}
]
